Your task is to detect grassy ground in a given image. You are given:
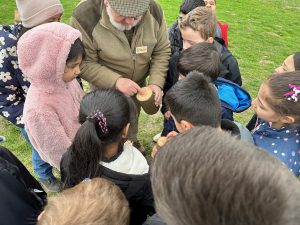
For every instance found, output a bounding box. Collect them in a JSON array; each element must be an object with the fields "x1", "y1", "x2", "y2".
[{"x1": 0, "y1": 0, "x2": 300, "y2": 176}]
